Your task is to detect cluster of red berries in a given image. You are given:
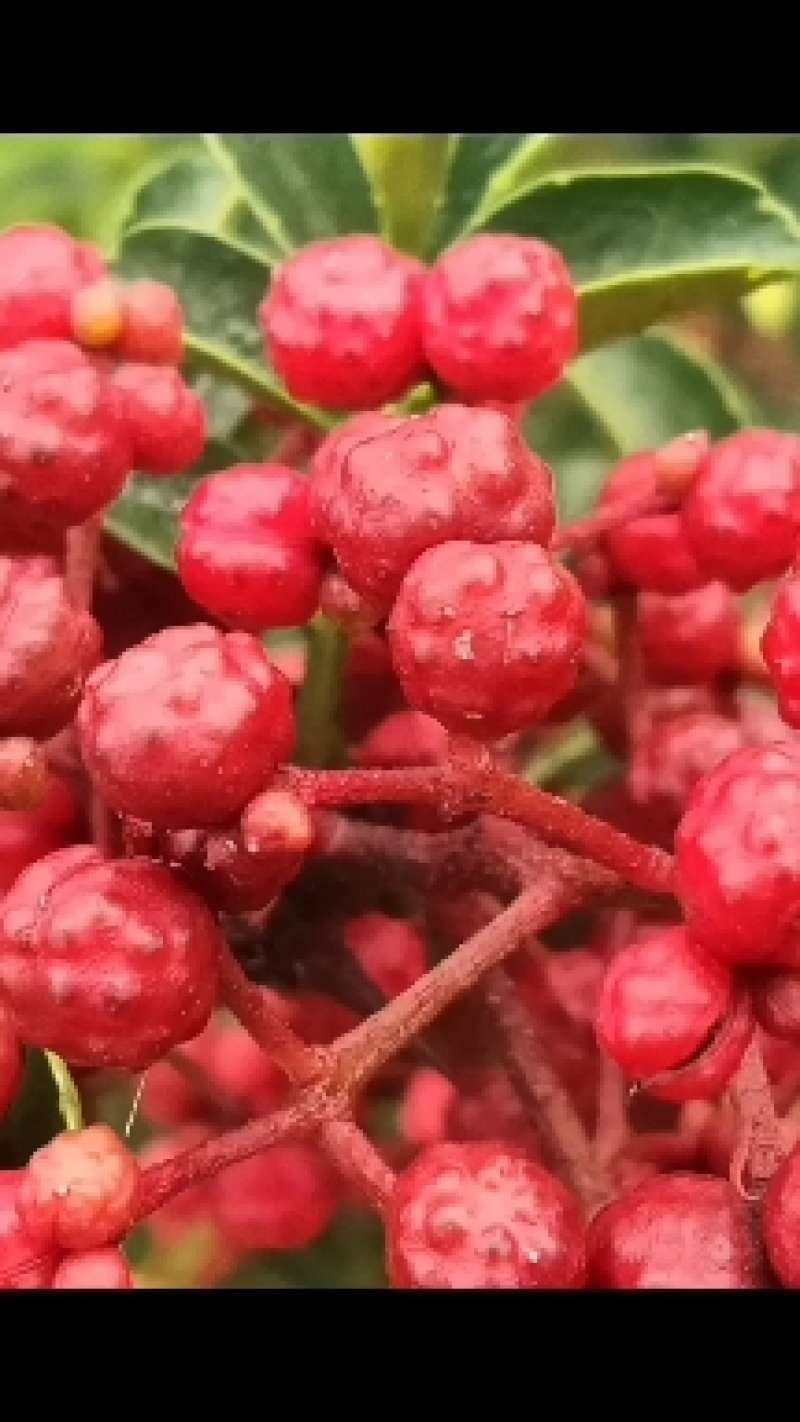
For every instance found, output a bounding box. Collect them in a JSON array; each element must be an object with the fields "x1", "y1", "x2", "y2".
[{"x1": 6, "y1": 214, "x2": 800, "y2": 1289}]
